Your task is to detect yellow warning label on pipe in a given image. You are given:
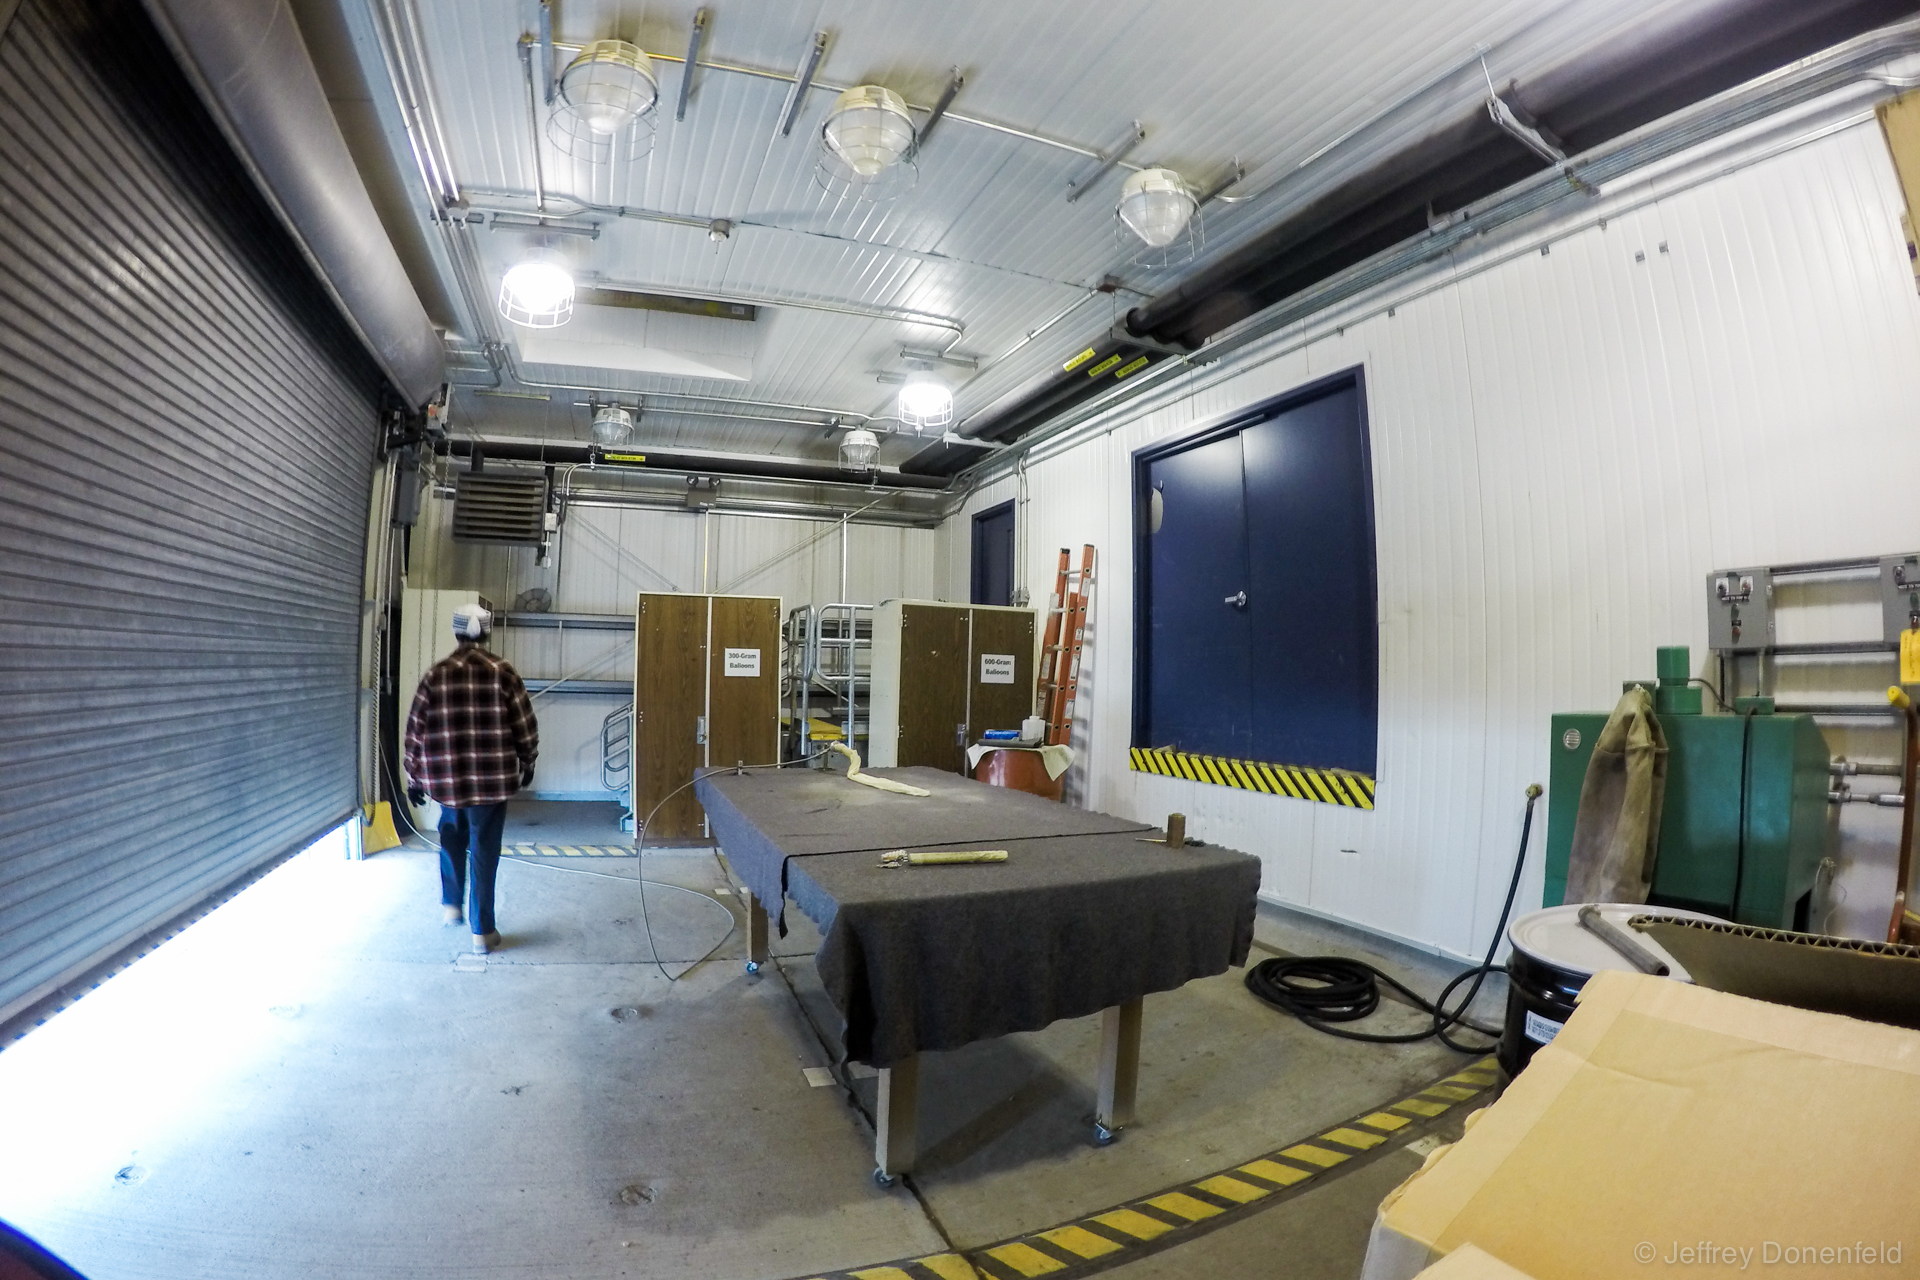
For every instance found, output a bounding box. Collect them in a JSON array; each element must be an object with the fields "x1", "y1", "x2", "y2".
[
  {"x1": 1903, "y1": 628, "x2": 1920, "y2": 685},
  {"x1": 1086, "y1": 354, "x2": 1123, "y2": 378},
  {"x1": 1114, "y1": 356, "x2": 1151, "y2": 379},
  {"x1": 1062, "y1": 347, "x2": 1097, "y2": 372}
]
